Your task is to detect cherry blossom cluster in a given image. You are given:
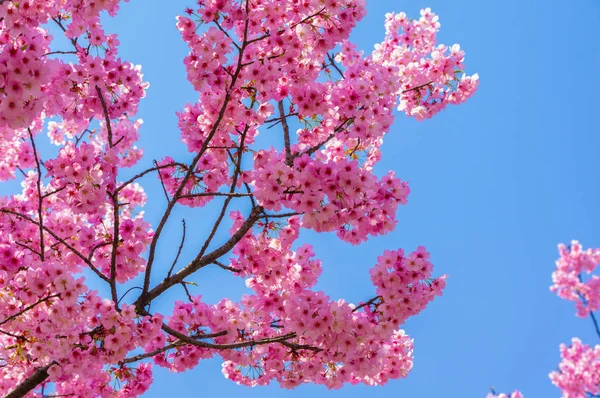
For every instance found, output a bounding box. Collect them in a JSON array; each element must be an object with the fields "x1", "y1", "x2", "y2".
[
  {"x1": 145, "y1": 212, "x2": 445, "y2": 388},
  {"x1": 0, "y1": 0, "x2": 144, "y2": 124},
  {"x1": 246, "y1": 151, "x2": 410, "y2": 244},
  {"x1": 0, "y1": 243, "x2": 162, "y2": 396},
  {"x1": 551, "y1": 240, "x2": 600, "y2": 317},
  {"x1": 549, "y1": 338, "x2": 600, "y2": 398},
  {"x1": 372, "y1": 9, "x2": 479, "y2": 120},
  {"x1": 44, "y1": 142, "x2": 117, "y2": 215}
]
